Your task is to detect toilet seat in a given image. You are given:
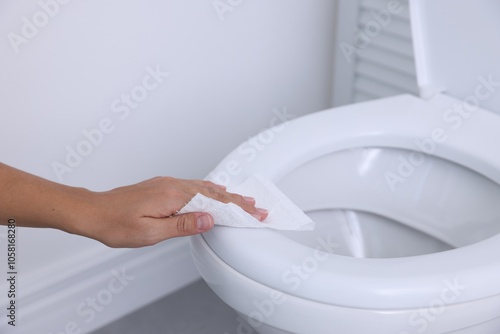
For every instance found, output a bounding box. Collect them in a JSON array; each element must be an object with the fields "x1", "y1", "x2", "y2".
[
  {"x1": 201, "y1": 93, "x2": 500, "y2": 309},
  {"x1": 191, "y1": 1, "x2": 500, "y2": 332},
  {"x1": 191, "y1": 228, "x2": 500, "y2": 334}
]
